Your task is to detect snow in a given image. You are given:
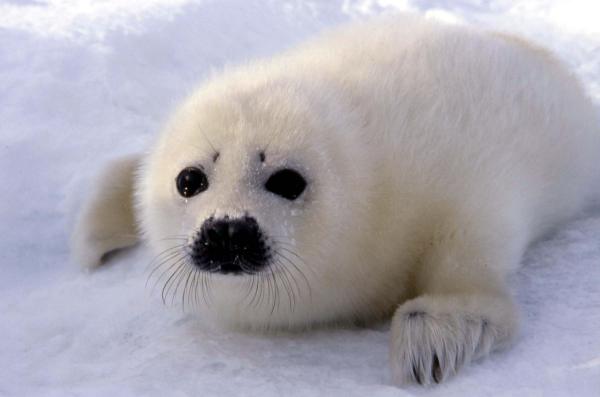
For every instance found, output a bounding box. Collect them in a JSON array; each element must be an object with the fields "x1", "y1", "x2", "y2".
[{"x1": 1, "y1": 0, "x2": 599, "y2": 395}]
